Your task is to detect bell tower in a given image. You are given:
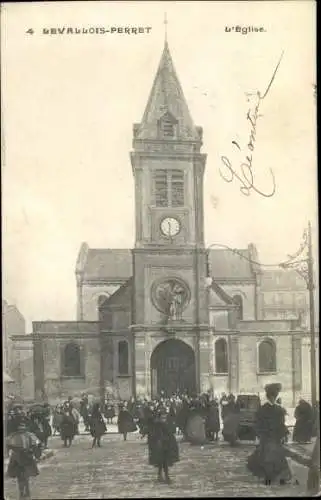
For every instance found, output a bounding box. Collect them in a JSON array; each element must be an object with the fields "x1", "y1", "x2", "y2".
[
  {"x1": 130, "y1": 41, "x2": 211, "y2": 397},
  {"x1": 130, "y1": 41, "x2": 206, "y2": 249}
]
